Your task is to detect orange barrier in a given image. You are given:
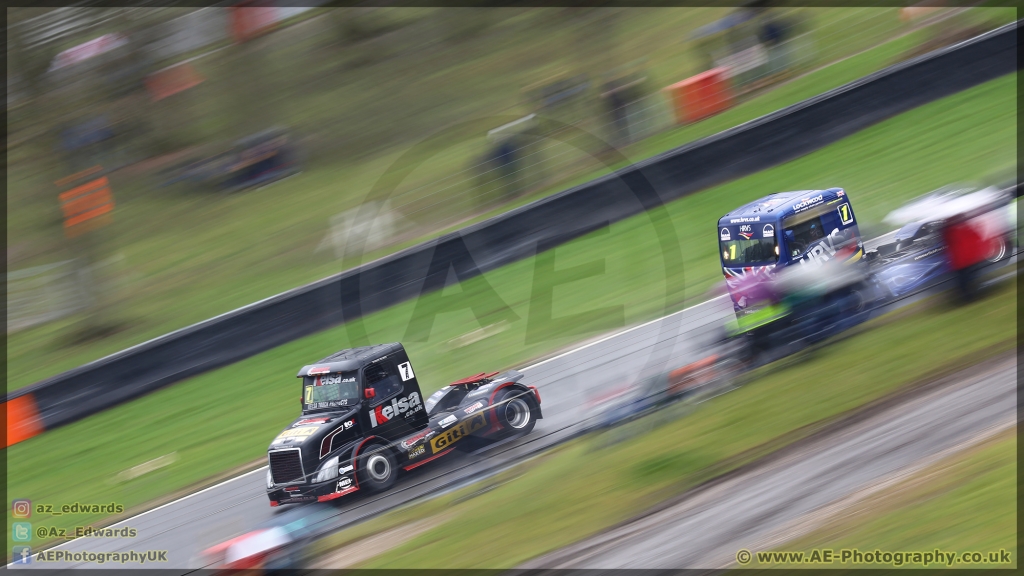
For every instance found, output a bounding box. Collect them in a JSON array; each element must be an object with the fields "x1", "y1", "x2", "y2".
[
  {"x1": 58, "y1": 175, "x2": 114, "y2": 237},
  {"x1": 6, "y1": 394, "x2": 44, "y2": 447},
  {"x1": 664, "y1": 68, "x2": 734, "y2": 124}
]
